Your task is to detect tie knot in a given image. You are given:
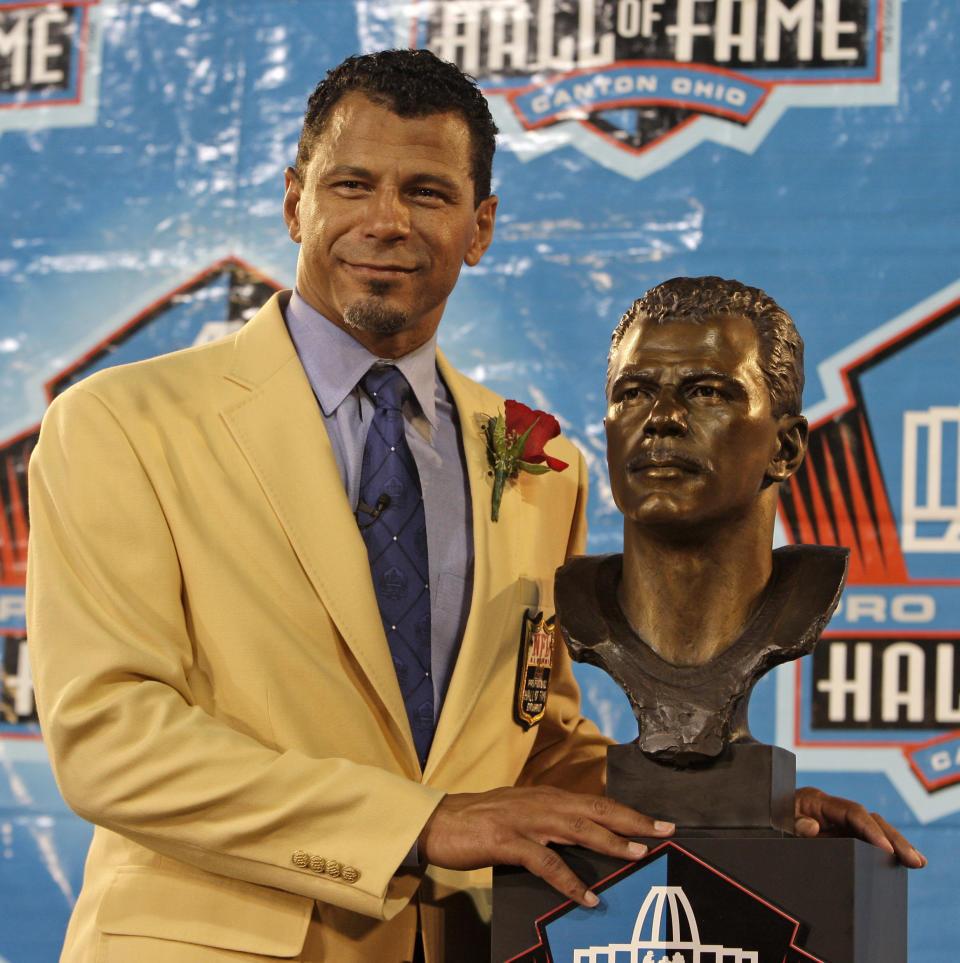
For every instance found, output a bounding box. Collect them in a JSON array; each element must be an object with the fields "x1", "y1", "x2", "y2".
[{"x1": 361, "y1": 365, "x2": 409, "y2": 412}]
